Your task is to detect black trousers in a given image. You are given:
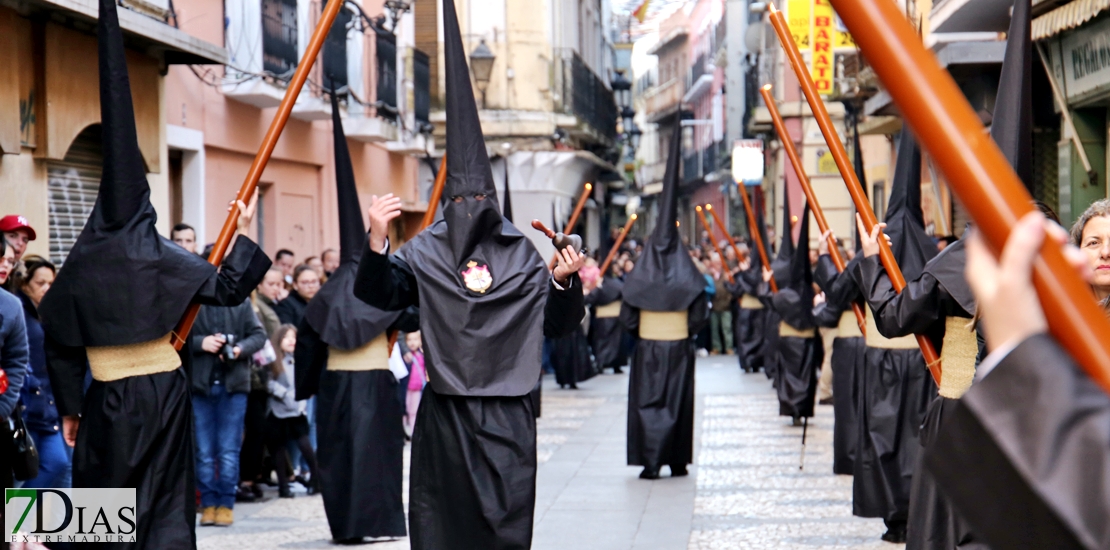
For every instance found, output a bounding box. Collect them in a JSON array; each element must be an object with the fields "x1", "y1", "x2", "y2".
[{"x1": 239, "y1": 389, "x2": 268, "y2": 483}]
